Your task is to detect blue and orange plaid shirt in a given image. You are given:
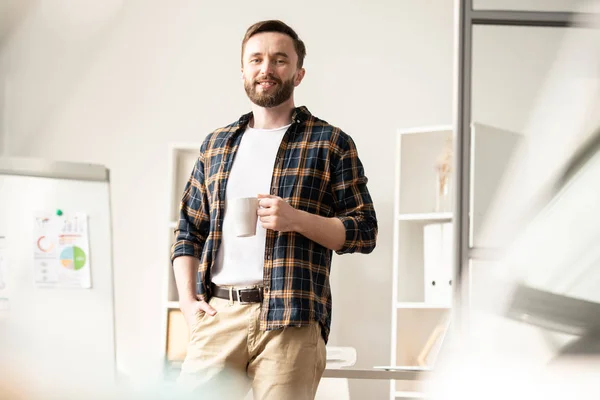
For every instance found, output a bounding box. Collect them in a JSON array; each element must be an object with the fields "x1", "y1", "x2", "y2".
[{"x1": 171, "y1": 106, "x2": 377, "y2": 342}]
